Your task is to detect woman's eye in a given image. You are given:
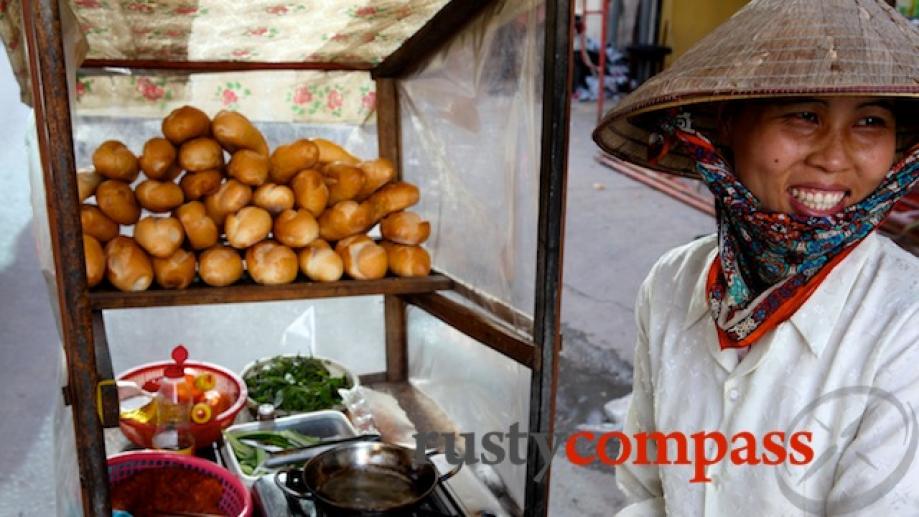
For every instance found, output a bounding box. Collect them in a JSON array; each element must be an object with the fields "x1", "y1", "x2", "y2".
[
  {"x1": 792, "y1": 112, "x2": 818, "y2": 123},
  {"x1": 855, "y1": 116, "x2": 888, "y2": 128}
]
